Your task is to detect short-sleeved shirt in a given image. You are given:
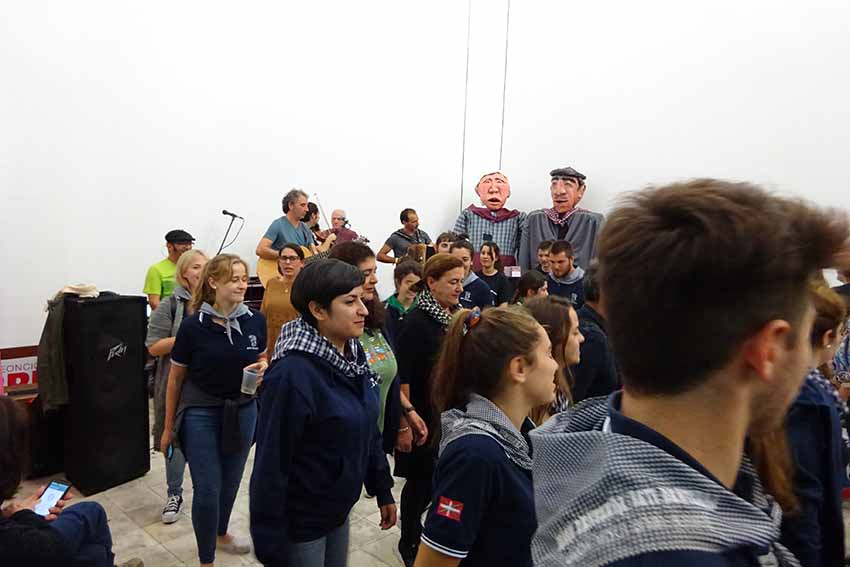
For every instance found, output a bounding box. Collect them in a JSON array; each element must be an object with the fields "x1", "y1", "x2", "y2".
[
  {"x1": 171, "y1": 309, "x2": 267, "y2": 398},
  {"x1": 359, "y1": 329, "x2": 398, "y2": 432},
  {"x1": 421, "y1": 434, "x2": 535, "y2": 567},
  {"x1": 264, "y1": 217, "x2": 314, "y2": 250},
  {"x1": 384, "y1": 229, "x2": 432, "y2": 258},
  {"x1": 143, "y1": 258, "x2": 177, "y2": 298}
]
